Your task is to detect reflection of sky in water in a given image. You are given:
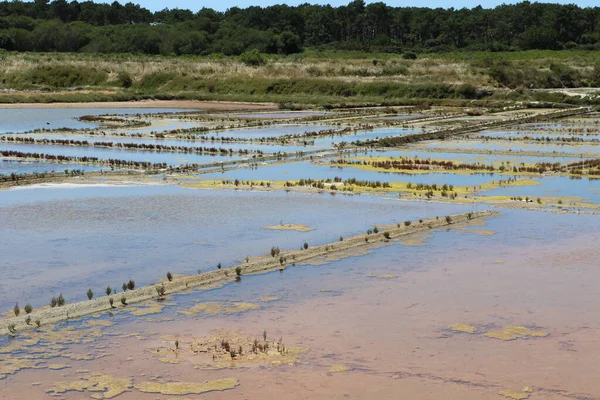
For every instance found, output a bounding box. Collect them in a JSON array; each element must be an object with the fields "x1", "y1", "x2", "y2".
[
  {"x1": 0, "y1": 142, "x2": 246, "y2": 166},
  {"x1": 420, "y1": 140, "x2": 599, "y2": 155},
  {"x1": 0, "y1": 108, "x2": 192, "y2": 133},
  {"x1": 0, "y1": 185, "x2": 476, "y2": 308},
  {"x1": 0, "y1": 160, "x2": 102, "y2": 174}
]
